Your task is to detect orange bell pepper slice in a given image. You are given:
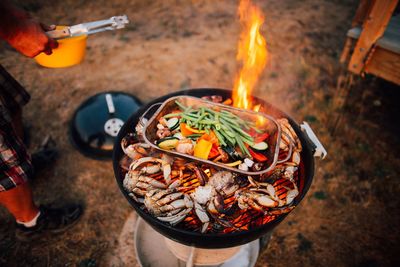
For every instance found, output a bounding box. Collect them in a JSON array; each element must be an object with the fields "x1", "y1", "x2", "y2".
[
  {"x1": 180, "y1": 123, "x2": 194, "y2": 136},
  {"x1": 199, "y1": 131, "x2": 219, "y2": 145},
  {"x1": 194, "y1": 139, "x2": 212, "y2": 159}
]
